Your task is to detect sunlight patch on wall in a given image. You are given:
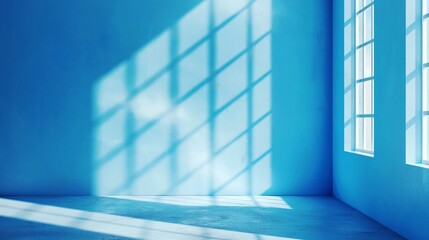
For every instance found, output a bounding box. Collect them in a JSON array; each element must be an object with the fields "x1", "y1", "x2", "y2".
[{"x1": 92, "y1": 0, "x2": 272, "y2": 195}]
